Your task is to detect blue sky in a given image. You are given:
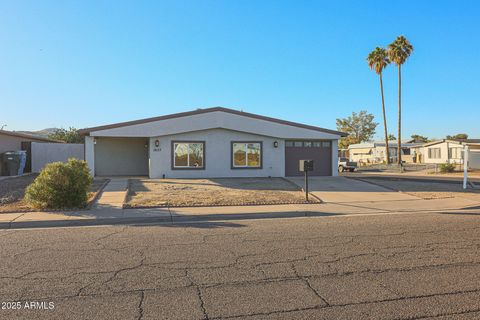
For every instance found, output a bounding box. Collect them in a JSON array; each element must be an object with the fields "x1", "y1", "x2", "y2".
[{"x1": 1, "y1": 0, "x2": 478, "y2": 140}]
